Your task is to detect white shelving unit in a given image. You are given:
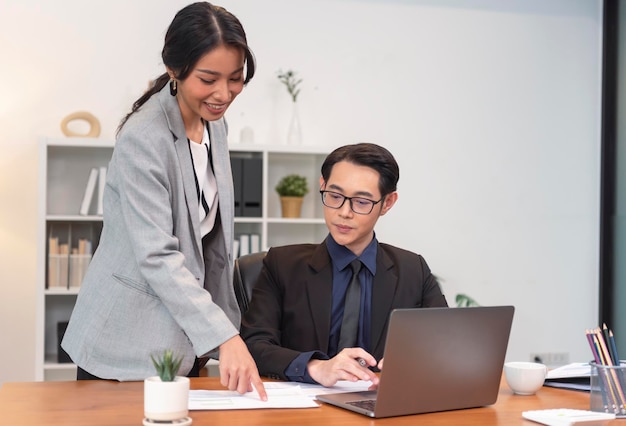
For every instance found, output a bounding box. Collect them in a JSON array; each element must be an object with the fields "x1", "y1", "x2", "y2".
[
  {"x1": 36, "y1": 138, "x2": 114, "y2": 381},
  {"x1": 229, "y1": 143, "x2": 330, "y2": 250},
  {"x1": 36, "y1": 138, "x2": 331, "y2": 381}
]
